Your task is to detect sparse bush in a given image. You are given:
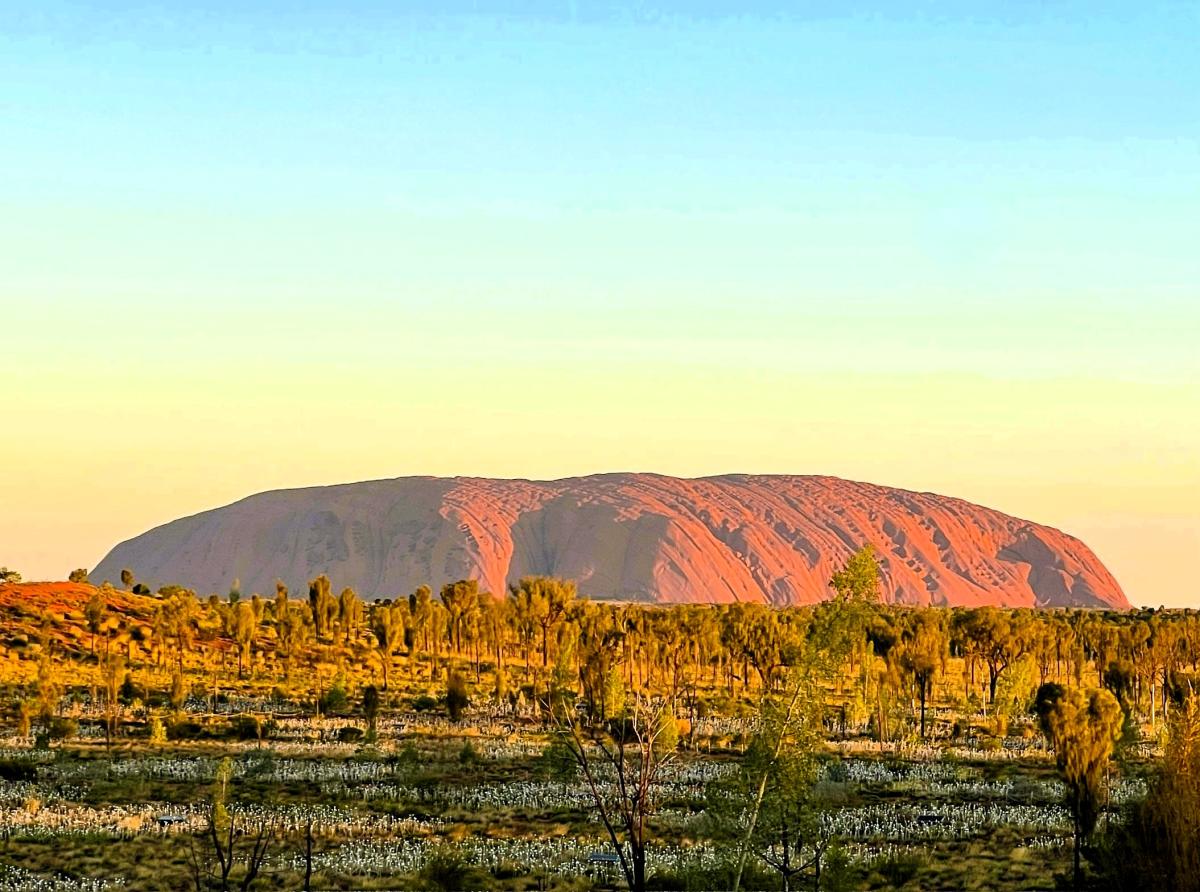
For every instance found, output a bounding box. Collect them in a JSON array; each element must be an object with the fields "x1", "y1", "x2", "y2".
[
  {"x1": 419, "y1": 848, "x2": 471, "y2": 892},
  {"x1": 0, "y1": 760, "x2": 36, "y2": 782},
  {"x1": 321, "y1": 678, "x2": 349, "y2": 713},
  {"x1": 229, "y1": 714, "x2": 271, "y2": 741},
  {"x1": 872, "y1": 850, "x2": 927, "y2": 887},
  {"x1": 166, "y1": 719, "x2": 204, "y2": 741},
  {"x1": 445, "y1": 672, "x2": 469, "y2": 722},
  {"x1": 48, "y1": 717, "x2": 77, "y2": 740}
]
